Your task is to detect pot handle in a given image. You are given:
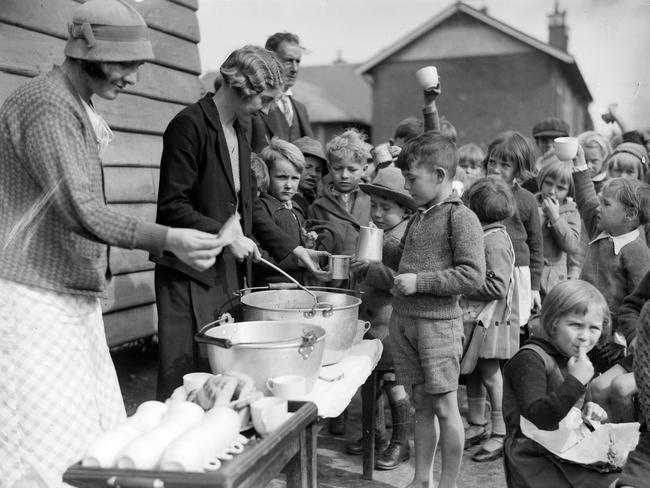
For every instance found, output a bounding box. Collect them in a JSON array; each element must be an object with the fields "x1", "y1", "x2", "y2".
[
  {"x1": 298, "y1": 331, "x2": 318, "y2": 360},
  {"x1": 268, "y1": 282, "x2": 300, "y2": 290},
  {"x1": 306, "y1": 301, "x2": 334, "y2": 318},
  {"x1": 194, "y1": 315, "x2": 234, "y2": 348}
]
